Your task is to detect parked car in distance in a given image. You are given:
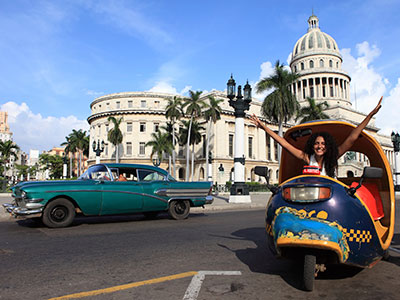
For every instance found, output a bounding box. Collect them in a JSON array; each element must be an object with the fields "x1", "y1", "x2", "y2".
[{"x1": 3, "y1": 163, "x2": 213, "y2": 228}]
